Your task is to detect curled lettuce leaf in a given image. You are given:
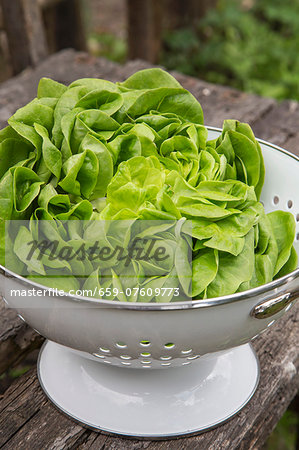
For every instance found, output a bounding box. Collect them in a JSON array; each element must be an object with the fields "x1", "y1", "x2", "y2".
[{"x1": 0, "y1": 69, "x2": 296, "y2": 301}]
